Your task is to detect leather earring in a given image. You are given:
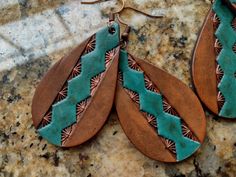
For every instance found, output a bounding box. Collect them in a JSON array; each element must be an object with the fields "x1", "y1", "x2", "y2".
[
  {"x1": 192, "y1": 0, "x2": 236, "y2": 119},
  {"x1": 31, "y1": 15, "x2": 120, "y2": 147},
  {"x1": 114, "y1": 11, "x2": 206, "y2": 162}
]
